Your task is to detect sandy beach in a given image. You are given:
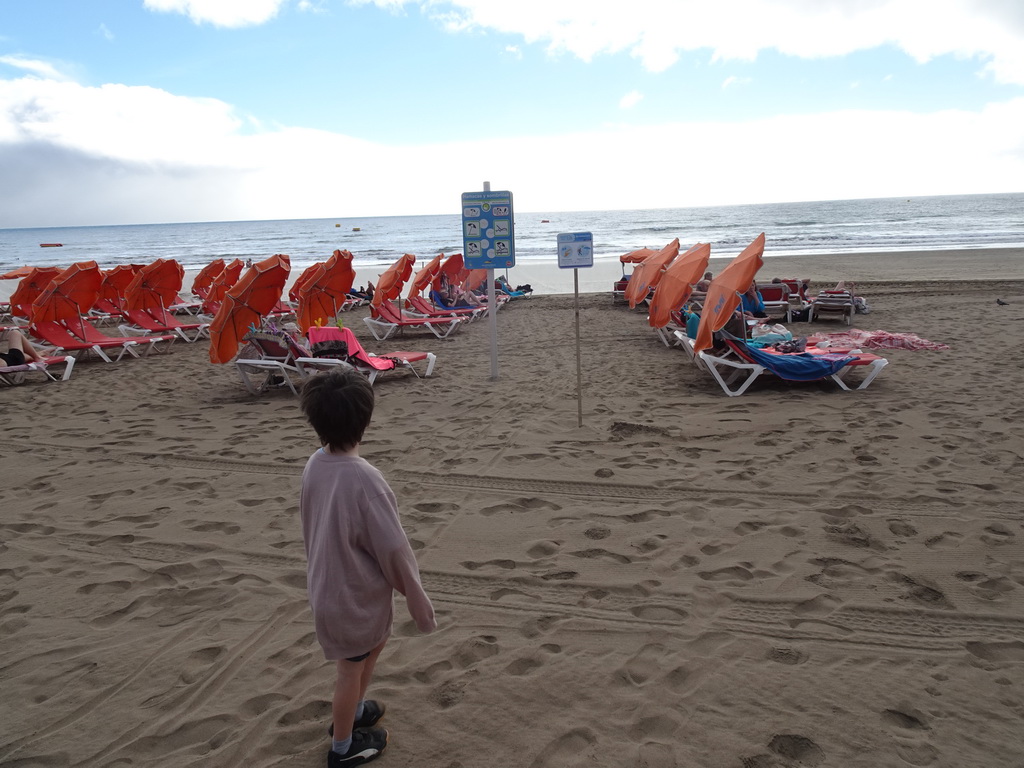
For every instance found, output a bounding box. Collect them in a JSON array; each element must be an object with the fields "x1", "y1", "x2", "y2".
[{"x1": 3, "y1": 249, "x2": 1024, "y2": 767}]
